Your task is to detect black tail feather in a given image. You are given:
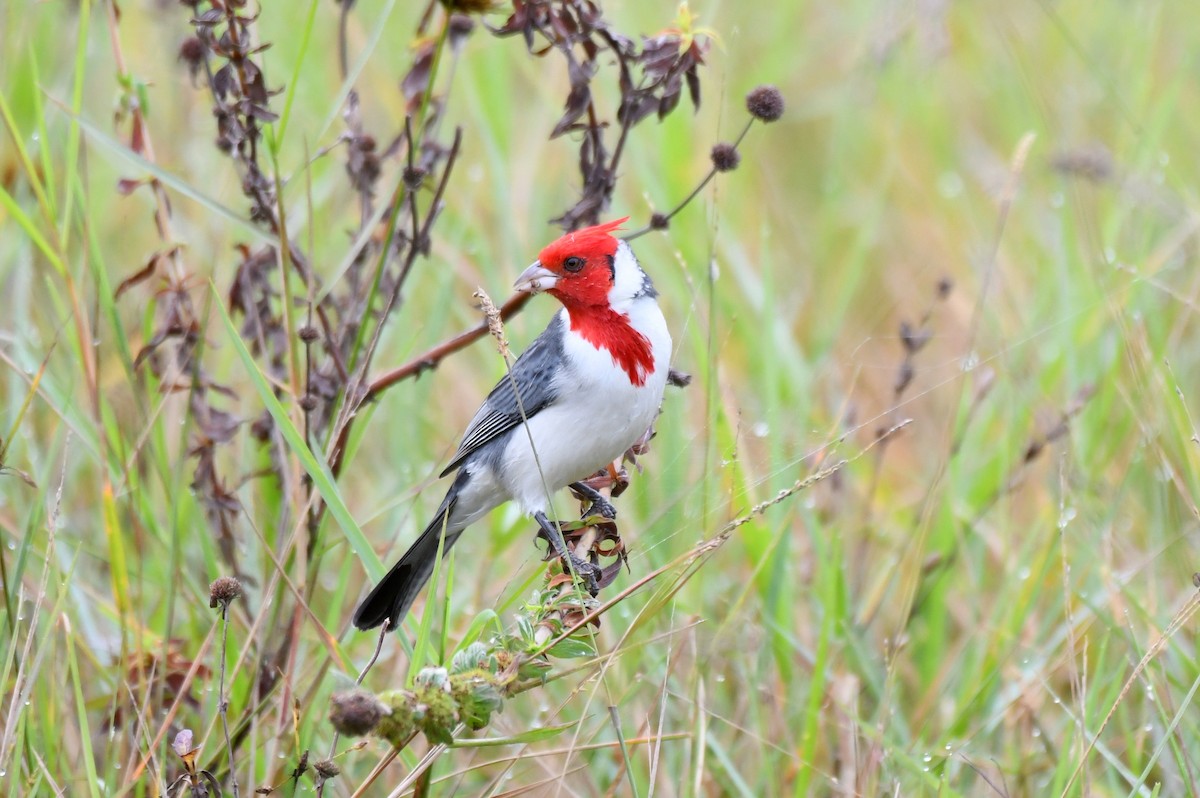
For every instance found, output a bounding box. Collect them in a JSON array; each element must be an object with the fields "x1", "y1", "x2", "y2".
[{"x1": 353, "y1": 479, "x2": 465, "y2": 632}]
